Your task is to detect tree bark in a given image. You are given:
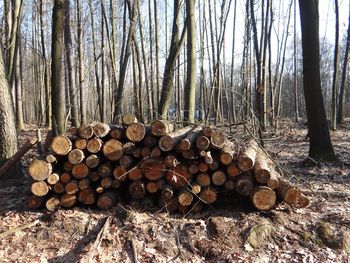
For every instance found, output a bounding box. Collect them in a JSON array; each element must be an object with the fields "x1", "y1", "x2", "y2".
[
  {"x1": 331, "y1": 0, "x2": 339, "y2": 131},
  {"x1": 298, "y1": 0, "x2": 336, "y2": 161}
]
